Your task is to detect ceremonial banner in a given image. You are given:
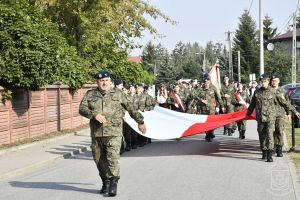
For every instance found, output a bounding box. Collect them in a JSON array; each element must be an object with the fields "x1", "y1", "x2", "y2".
[{"x1": 124, "y1": 106, "x2": 255, "y2": 140}]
